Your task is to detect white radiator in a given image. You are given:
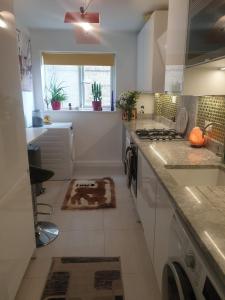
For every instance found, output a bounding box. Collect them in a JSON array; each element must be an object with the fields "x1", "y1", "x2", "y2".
[{"x1": 37, "y1": 122, "x2": 74, "y2": 180}]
